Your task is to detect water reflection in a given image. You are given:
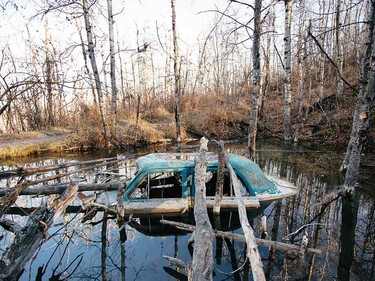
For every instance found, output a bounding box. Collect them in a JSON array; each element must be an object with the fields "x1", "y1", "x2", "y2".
[{"x1": 0, "y1": 140, "x2": 374, "y2": 280}]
